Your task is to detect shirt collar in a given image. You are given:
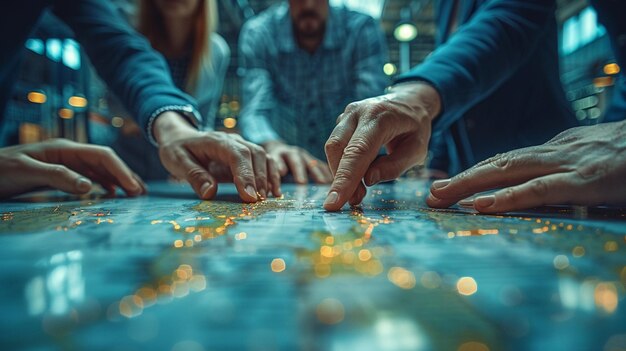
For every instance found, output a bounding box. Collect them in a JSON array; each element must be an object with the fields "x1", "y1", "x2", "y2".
[{"x1": 277, "y1": 3, "x2": 342, "y2": 53}]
